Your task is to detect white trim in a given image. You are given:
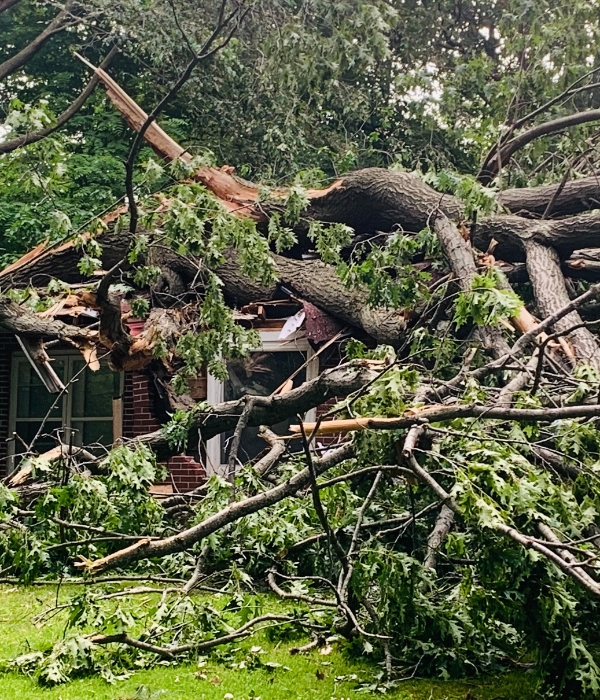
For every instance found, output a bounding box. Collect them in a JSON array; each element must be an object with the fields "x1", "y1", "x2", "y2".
[{"x1": 205, "y1": 330, "x2": 317, "y2": 476}]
